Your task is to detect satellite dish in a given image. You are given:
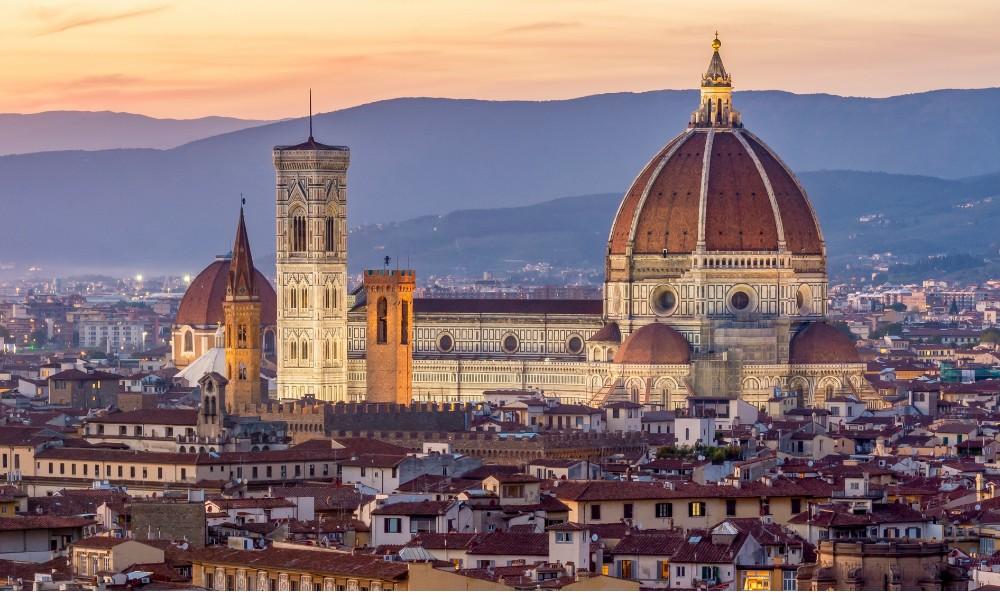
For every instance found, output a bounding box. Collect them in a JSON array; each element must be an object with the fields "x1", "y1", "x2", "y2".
[
  {"x1": 975, "y1": 504, "x2": 982, "y2": 511},
  {"x1": 591, "y1": 533, "x2": 599, "y2": 542},
  {"x1": 807, "y1": 460, "x2": 814, "y2": 467}
]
